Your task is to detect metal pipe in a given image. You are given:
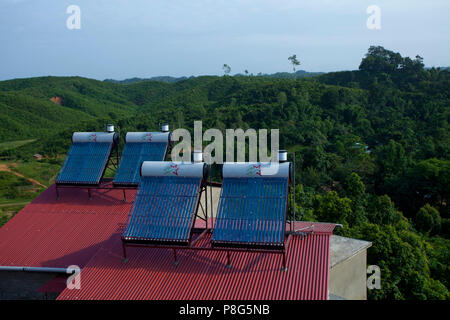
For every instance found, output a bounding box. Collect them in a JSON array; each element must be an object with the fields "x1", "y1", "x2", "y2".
[
  {"x1": 293, "y1": 152, "x2": 296, "y2": 226},
  {"x1": 0, "y1": 266, "x2": 75, "y2": 274},
  {"x1": 209, "y1": 167, "x2": 213, "y2": 229},
  {"x1": 291, "y1": 221, "x2": 343, "y2": 230},
  {"x1": 294, "y1": 225, "x2": 315, "y2": 233},
  {"x1": 205, "y1": 181, "x2": 208, "y2": 229}
]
